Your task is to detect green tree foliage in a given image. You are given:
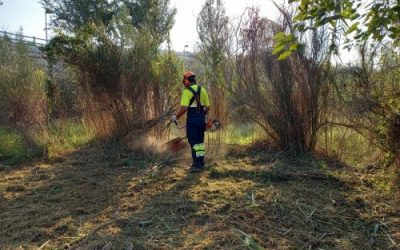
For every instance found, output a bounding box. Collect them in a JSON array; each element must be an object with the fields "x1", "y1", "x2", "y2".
[
  {"x1": 197, "y1": 0, "x2": 230, "y2": 66},
  {"x1": 41, "y1": 0, "x2": 116, "y2": 32},
  {"x1": 274, "y1": 0, "x2": 399, "y2": 59},
  {"x1": 290, "y1": 0, "x2": 399, "y2": 43},
  {"x1": 330, "y1": 44, "x2": 400, "y2": 183},
  {"x1": 125, "y1": 0, "x2": 175, "y2": 43},
  {"x1": 41, "y1": 0, "x2": 179, "y2": 138},
  {"x1": 42, "y1": 0, "x2": 176, "y2": 43},
  {"x1": 197, "y1": 0, "x2": 231, "y2": 122}
]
